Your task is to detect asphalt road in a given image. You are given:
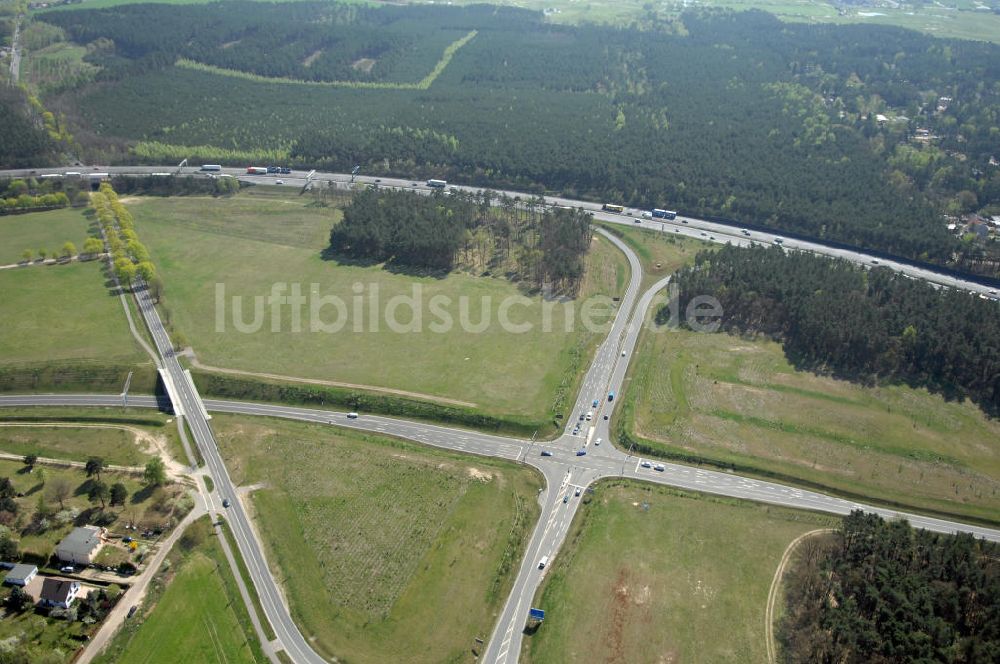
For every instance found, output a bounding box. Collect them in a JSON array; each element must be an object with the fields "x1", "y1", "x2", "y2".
[
  {"x1": 3, "y1": 164, "x2": 994, "y2": 299},
  {"x1": 130, "y1": 281, "x2": 328, "y2": 664},
  {"x1": 2, "y1": 163, "x2": 999, "y2": 663}
]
